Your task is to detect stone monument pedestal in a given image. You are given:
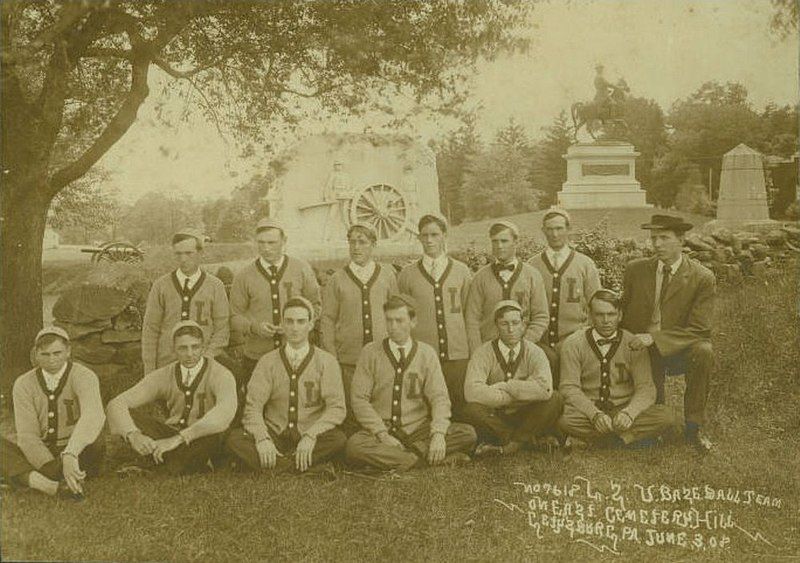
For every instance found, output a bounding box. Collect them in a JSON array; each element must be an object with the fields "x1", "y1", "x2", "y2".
[{"x1": 557, "y1": 142, "x2": 650, "y2": 209}]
